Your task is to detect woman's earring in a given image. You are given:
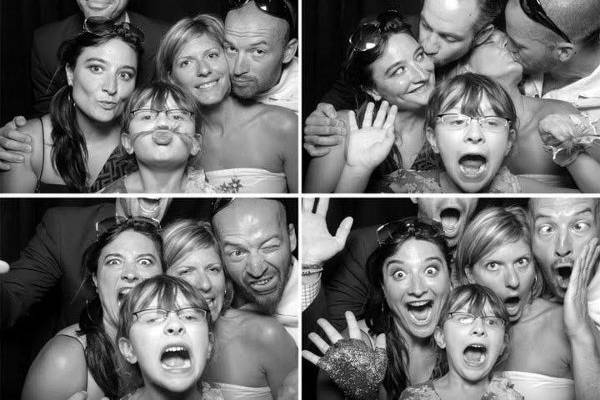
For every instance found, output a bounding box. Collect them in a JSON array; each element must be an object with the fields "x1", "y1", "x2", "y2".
[{"x1": 68, "y1": 86, "x2": 76, "y2": 107}]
